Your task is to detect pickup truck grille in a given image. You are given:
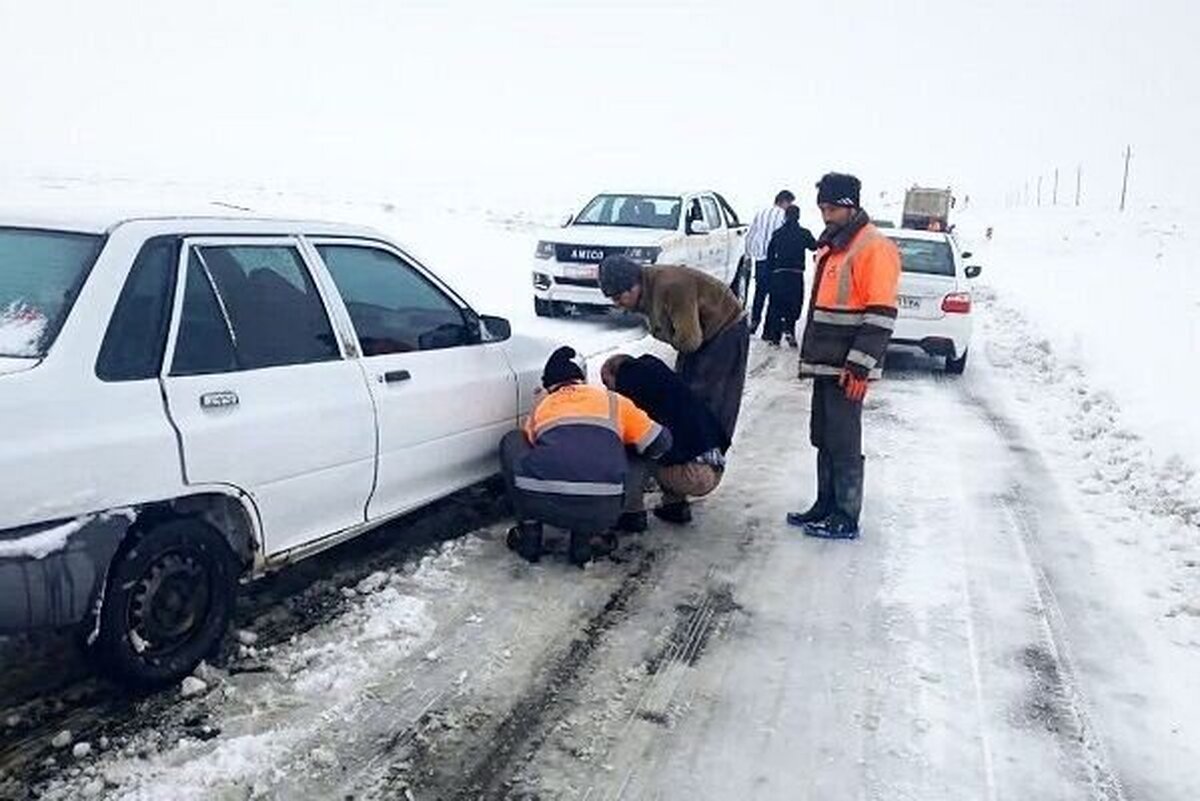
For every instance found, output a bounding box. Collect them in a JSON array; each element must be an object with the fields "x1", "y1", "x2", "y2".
[
  {"x1": 556, "y1": 276, "x2": 600, "y2": 288},
  {"x1": 554, "y1": 244, "x2": 617, "y2": 263}
]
